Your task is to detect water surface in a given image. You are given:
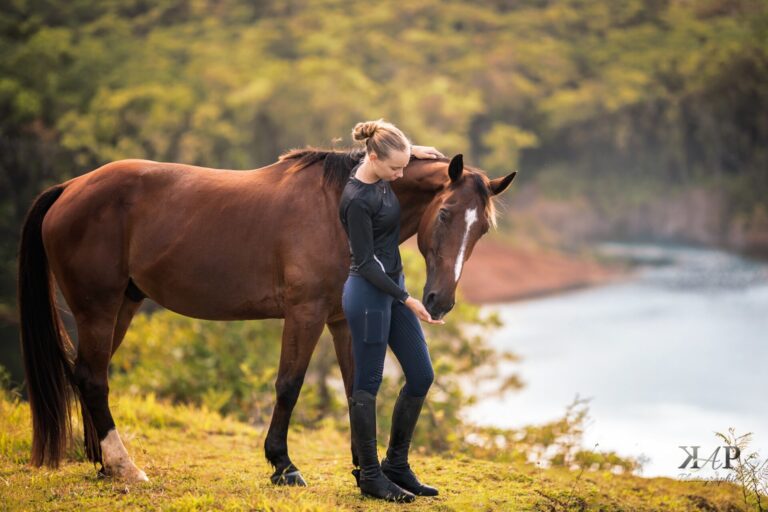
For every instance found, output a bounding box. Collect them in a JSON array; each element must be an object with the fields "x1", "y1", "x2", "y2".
[{"x1": 465, "y1": 243, "x2": 768, "y2": 478}]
